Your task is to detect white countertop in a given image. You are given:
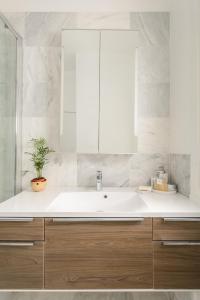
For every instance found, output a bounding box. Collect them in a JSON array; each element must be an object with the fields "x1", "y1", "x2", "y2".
[{"x1": 0, "y1": 187, "x2": 200, "y2": 218}]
